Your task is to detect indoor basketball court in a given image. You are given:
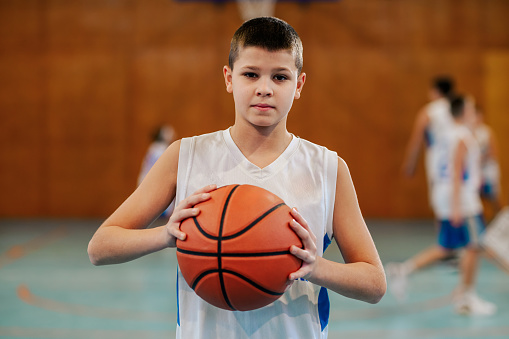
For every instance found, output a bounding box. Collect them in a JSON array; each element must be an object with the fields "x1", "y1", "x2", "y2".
[{"x1": 1, "y1": 0, "x2": 509, "y2": 338}]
